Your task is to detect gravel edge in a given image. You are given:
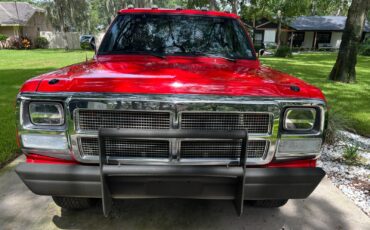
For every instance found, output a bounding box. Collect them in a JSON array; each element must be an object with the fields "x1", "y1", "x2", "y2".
[{"x1": 318, "y1": 134, "x2": 370, "y2": 216}]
